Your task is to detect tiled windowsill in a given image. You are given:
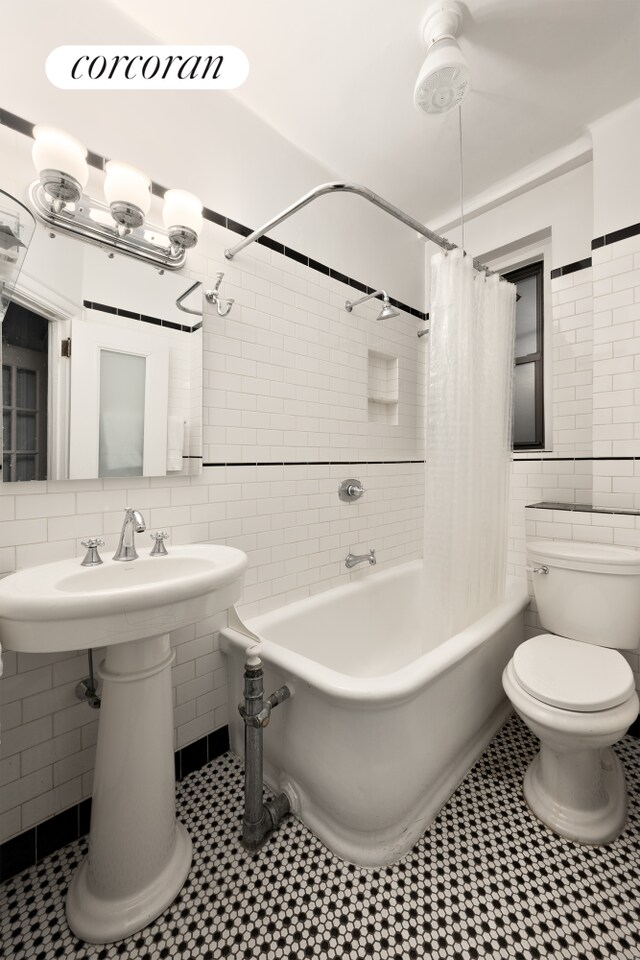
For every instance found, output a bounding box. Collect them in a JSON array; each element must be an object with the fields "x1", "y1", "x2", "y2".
[{"x1": 526, "y1": 501, "x2": 640, "y2": 518}]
